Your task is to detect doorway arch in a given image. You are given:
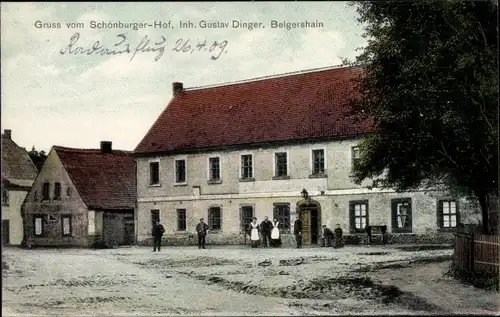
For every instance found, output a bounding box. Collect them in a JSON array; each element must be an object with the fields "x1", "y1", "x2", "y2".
[{"x1": 296, "y1": 198, "x2": 322, "y2": 245}]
